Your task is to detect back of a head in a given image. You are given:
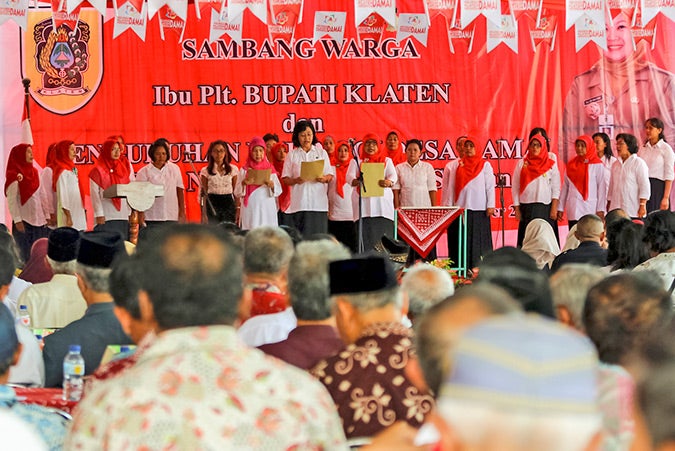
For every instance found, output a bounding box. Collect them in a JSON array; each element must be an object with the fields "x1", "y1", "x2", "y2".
[
  {"x1": 583, "y1": 272, "x2": 671, "y2": 365},
  {"x1": 549, "y1": 263, "x2": 607, "y2": 332},
  {"x1": 0, "y1": 231, "x2": 22, "y2": 270},
  {"x1": 415, "y1": 284, "x2": 521, "y2": 396},
  {"x1": 639, "y1": 361, "x2": 675, "y2": 448},
  {"x1": 0, "y1": 246, "x2": 16, "y2": 288},
  {"x1": 244, "y1": 226, "x2": 294, "y2": 275},
  {"x1": 288, "y1": 240, "x2": 350, "y2": 321},
  {"x1": 605, "y1": 209, "x2": 630, "y2": 228},
  {"x1": 575, "y1": 214, "x2": 604, "y2": 242},
  {"x1": 0, "y1": 303, "x2": 19, "y2": 377},
  {"x1": 437, "y1": 315, "x2": 601, "y2": 451},
  {"x1": 329, "y1": 254, "x2": 401, "y2": 312},
  {"x1": 401, "y1": 263, "x2": 455, "y2": 318},
  {"x1": 643, "y1": 210, "x2": 675, "y2": 254},
  {"x1": 606, "y1": 219, "x2": 649, "y2": 270},
  {"x1": 109, "y1": 254, "x2": 142, "y2": 320},
  {"x1": 136, "y1": 224, "x2": 243, "y2": 330},
  {"x1": 477, "y1": 247, "x2": 555, "y2": 318}
]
